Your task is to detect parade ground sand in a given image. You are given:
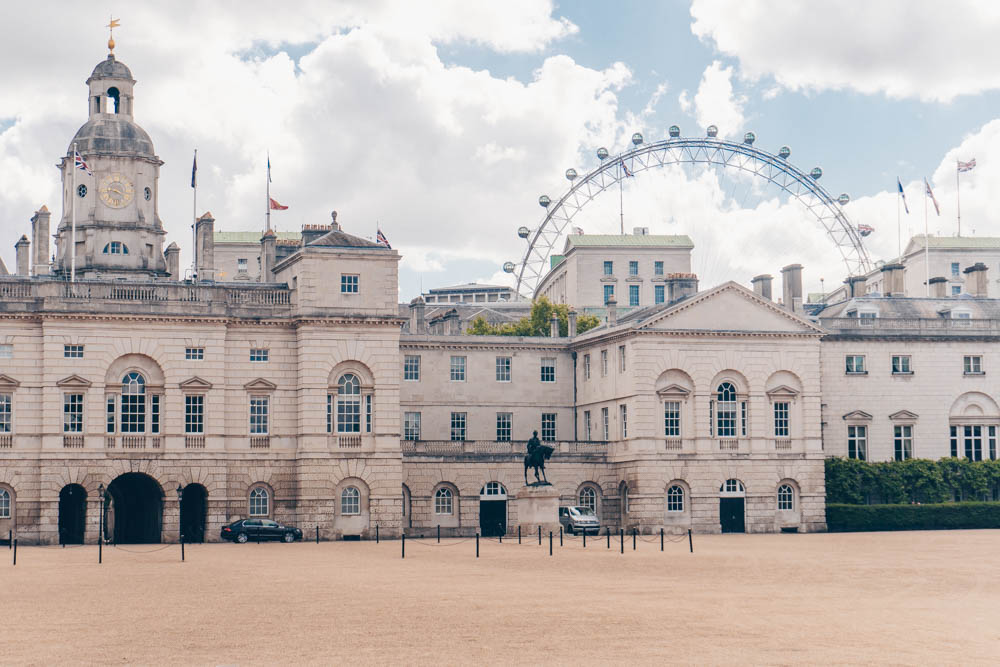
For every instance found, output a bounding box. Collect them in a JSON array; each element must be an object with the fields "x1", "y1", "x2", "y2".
[{"x1": 2, "y1": 529, "x2": 998, "y2": 665}]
